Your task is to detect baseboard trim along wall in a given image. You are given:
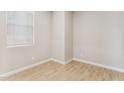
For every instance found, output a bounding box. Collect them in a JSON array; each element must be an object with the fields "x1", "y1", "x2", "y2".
[
  {"x1": 66, "y1": 59, "x2": 73, "y2": 64},
  {"x1": 0, "y1": 58, "x2": 124, "y2": 78},
  {"x1": 0, "y1": 59, "x2": 51, "y2": 77},
  {"x1": 50, "y1": 58, "x2": 73, "y2": 64},
  {"x1": 50, "y1": 58, "x2": 66, "y2": 64},
  {"x1": 0, "y1": 58, "x2": 73, "y2": 77},
  {"x1": 73, "y1": 58, "x2": 124, "y2": 73}
]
